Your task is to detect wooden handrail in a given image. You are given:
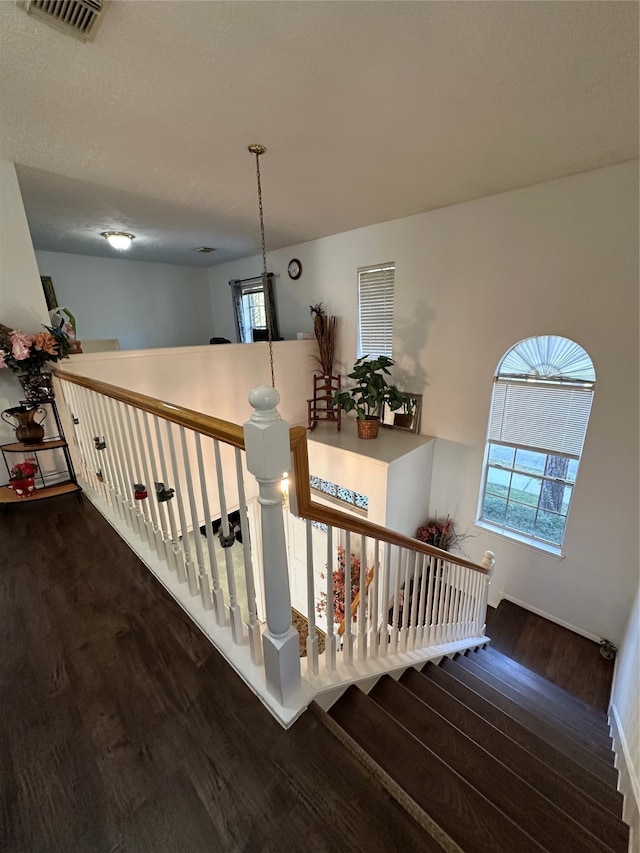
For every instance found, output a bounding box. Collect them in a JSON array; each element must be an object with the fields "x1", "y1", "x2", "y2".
[
  {"x1": 337, "y1": 566, "x2": 375, "y2": 637},
  {"x1": 288, "y1": 425, "x2": 488, "y2": 575},
  {"x1": 55, "y1": 368, "x2": 246, "y2": 449},
  {"x1": 55, "y1": 368, "x2": 486, "y2": 576}
]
